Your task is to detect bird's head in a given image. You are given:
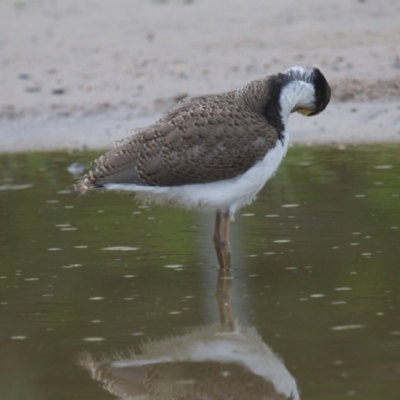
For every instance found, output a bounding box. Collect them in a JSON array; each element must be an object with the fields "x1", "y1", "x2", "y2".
[{"x1": 284, "y1": 66, "x2": 331, "y2": 117}]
